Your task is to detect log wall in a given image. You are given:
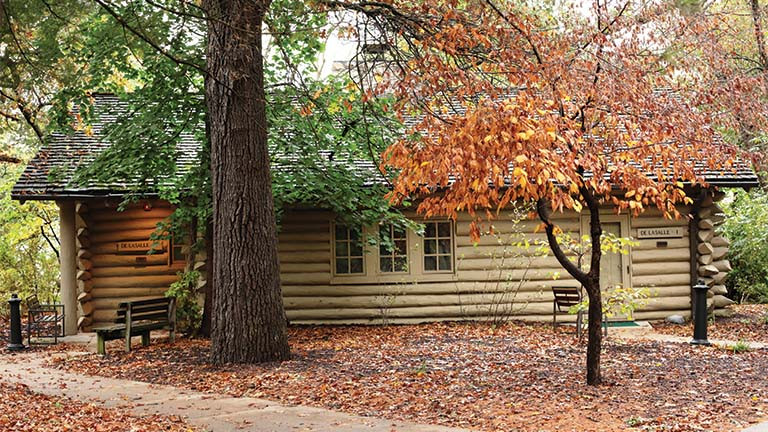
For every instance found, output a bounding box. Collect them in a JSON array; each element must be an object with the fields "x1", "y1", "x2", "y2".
[
  {"x1": 279, "y1": 207, "x2": 698, "y2": 325},
  {"x1": 71, "y1": 197, "x2": 734, "y2": 329},
  {"x1": 77, "y1": 200, "x2": 184, "y2": 329}
]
